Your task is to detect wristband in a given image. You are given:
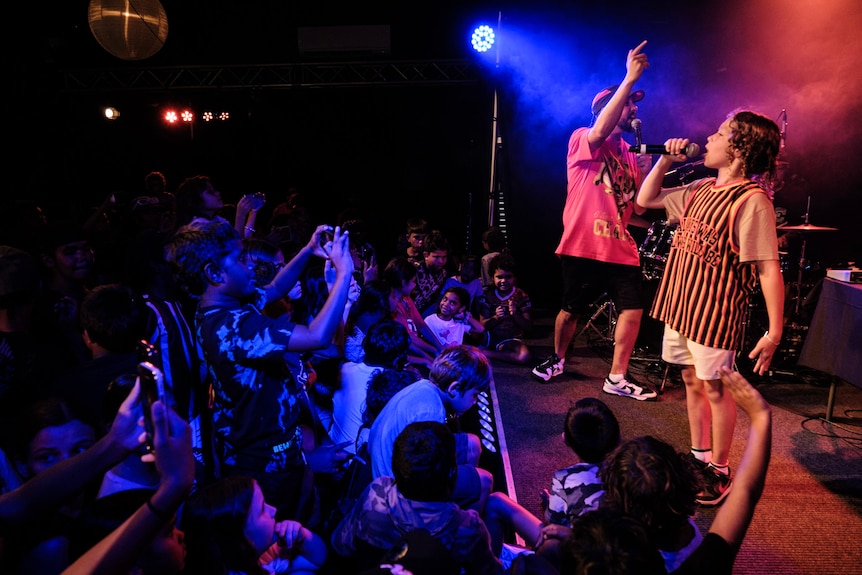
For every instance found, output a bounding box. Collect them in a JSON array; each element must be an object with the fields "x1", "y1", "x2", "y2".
[
  {"x1": 146, "y1": 497, "x2": 173, "y2": 522},
  {"x1": 763, "y1": 331, "x2": 780, "y2": 346},
  {"x1": 244, "y1": 226, "x2": 256, "y2": 234}
]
